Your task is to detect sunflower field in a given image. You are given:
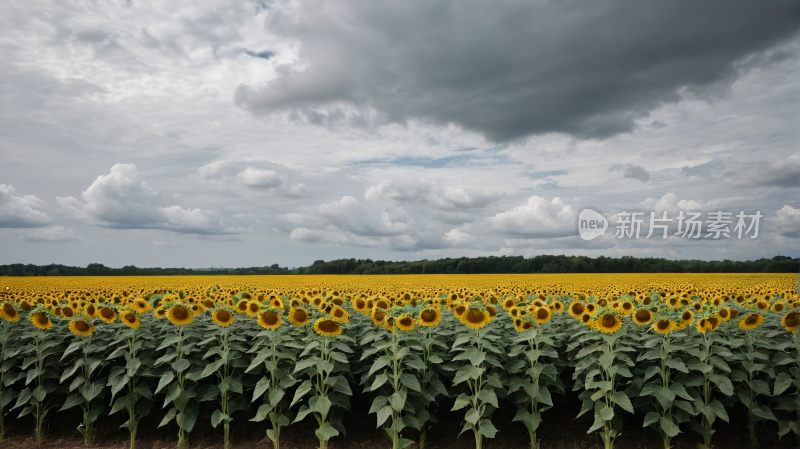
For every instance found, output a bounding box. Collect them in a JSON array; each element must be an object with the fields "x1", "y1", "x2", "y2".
[{"x1": 0, "y1": 273, "x2": 797, "y2": 449}]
